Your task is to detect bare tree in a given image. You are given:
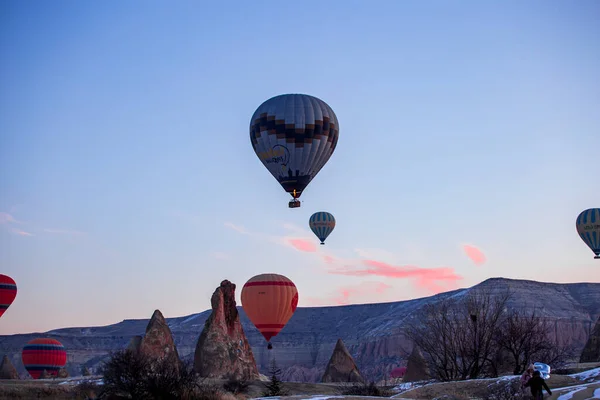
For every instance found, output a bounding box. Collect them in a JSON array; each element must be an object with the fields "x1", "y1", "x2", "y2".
[
  {"x1": 495, "y1": 309, "x2": 552, "y2": 374},
  {"x1": 404, "y1": 288, "x2": 511, "y2": 381},
  {"x1": 494, "y1": 309, "x2": 579, "y2": 374}
]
